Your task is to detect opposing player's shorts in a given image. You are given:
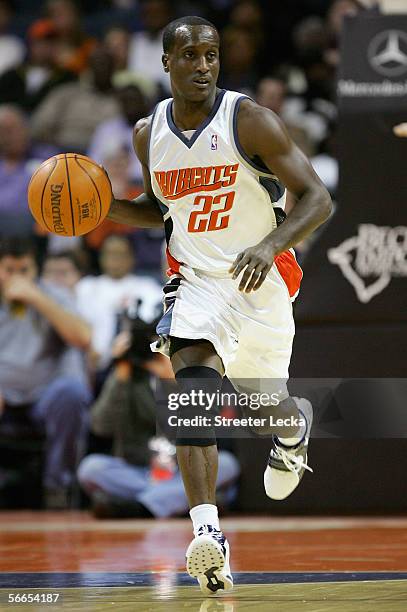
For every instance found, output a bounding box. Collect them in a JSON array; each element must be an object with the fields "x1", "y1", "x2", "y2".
[{"x1": 153, "y1": 250, "x2": 302, "y2": 393}]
